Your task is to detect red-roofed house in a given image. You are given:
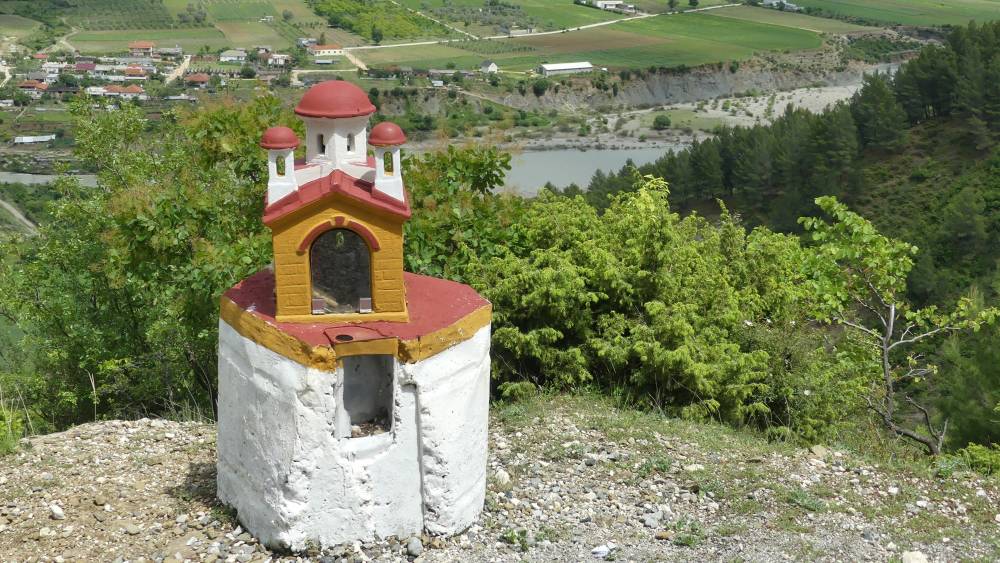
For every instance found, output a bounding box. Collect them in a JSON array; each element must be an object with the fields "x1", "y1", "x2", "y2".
[
  {"x1": 18, "y1": 80, "x2": 48, "y2": 98},
  {"x1": 185, "y1": 72, "x2": 211, "y2": 88},
  {"x1": 307, "y1": 44, "x2": 343, "y2": 57},
  {"x1": 128, "y1": 41, "x2": 155, "y2": 57},
  {"x1": 124, "y1": 66, "x2": 147, "y2": 80},
  {"x1": 32, "y1": 53, "x2": 48, "y2": 60}
]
